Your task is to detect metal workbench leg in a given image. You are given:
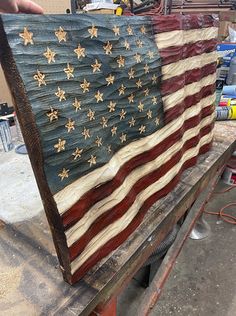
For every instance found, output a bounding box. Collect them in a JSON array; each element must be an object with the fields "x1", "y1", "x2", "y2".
[{"x1": 189, "y1": 212, "x2": 211, "y2": 240}]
